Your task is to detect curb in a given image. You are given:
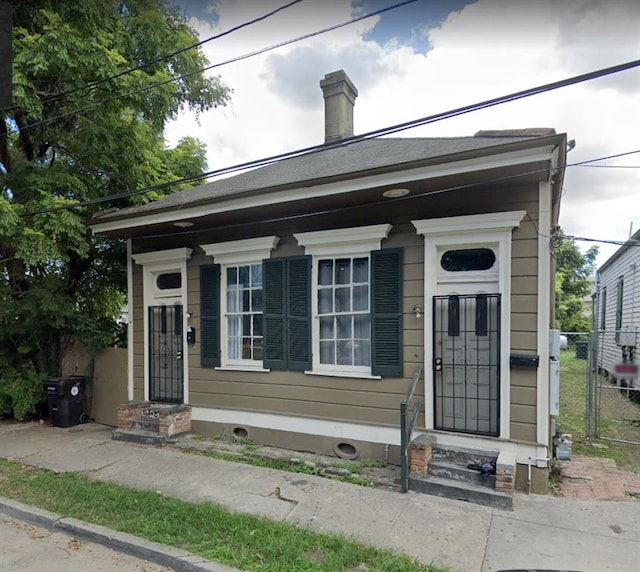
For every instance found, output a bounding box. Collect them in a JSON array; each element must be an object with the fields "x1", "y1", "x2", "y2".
[{"x1": 0, "y1": 497, "x2": 240, "y2": 572}]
